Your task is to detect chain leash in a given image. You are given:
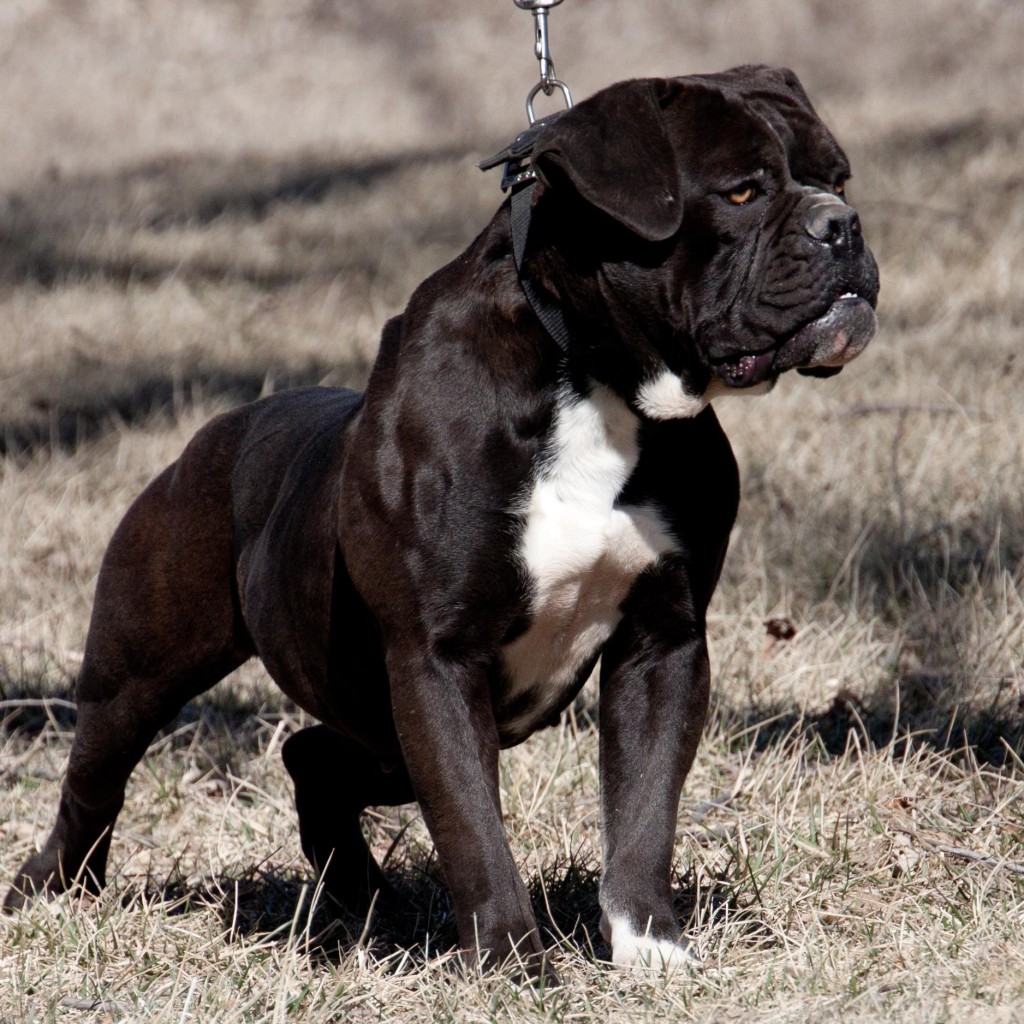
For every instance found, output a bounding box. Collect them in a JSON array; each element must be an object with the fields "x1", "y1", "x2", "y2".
[{"x1": 512, "y1": 0, "x2": 573, "y2": 124}]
